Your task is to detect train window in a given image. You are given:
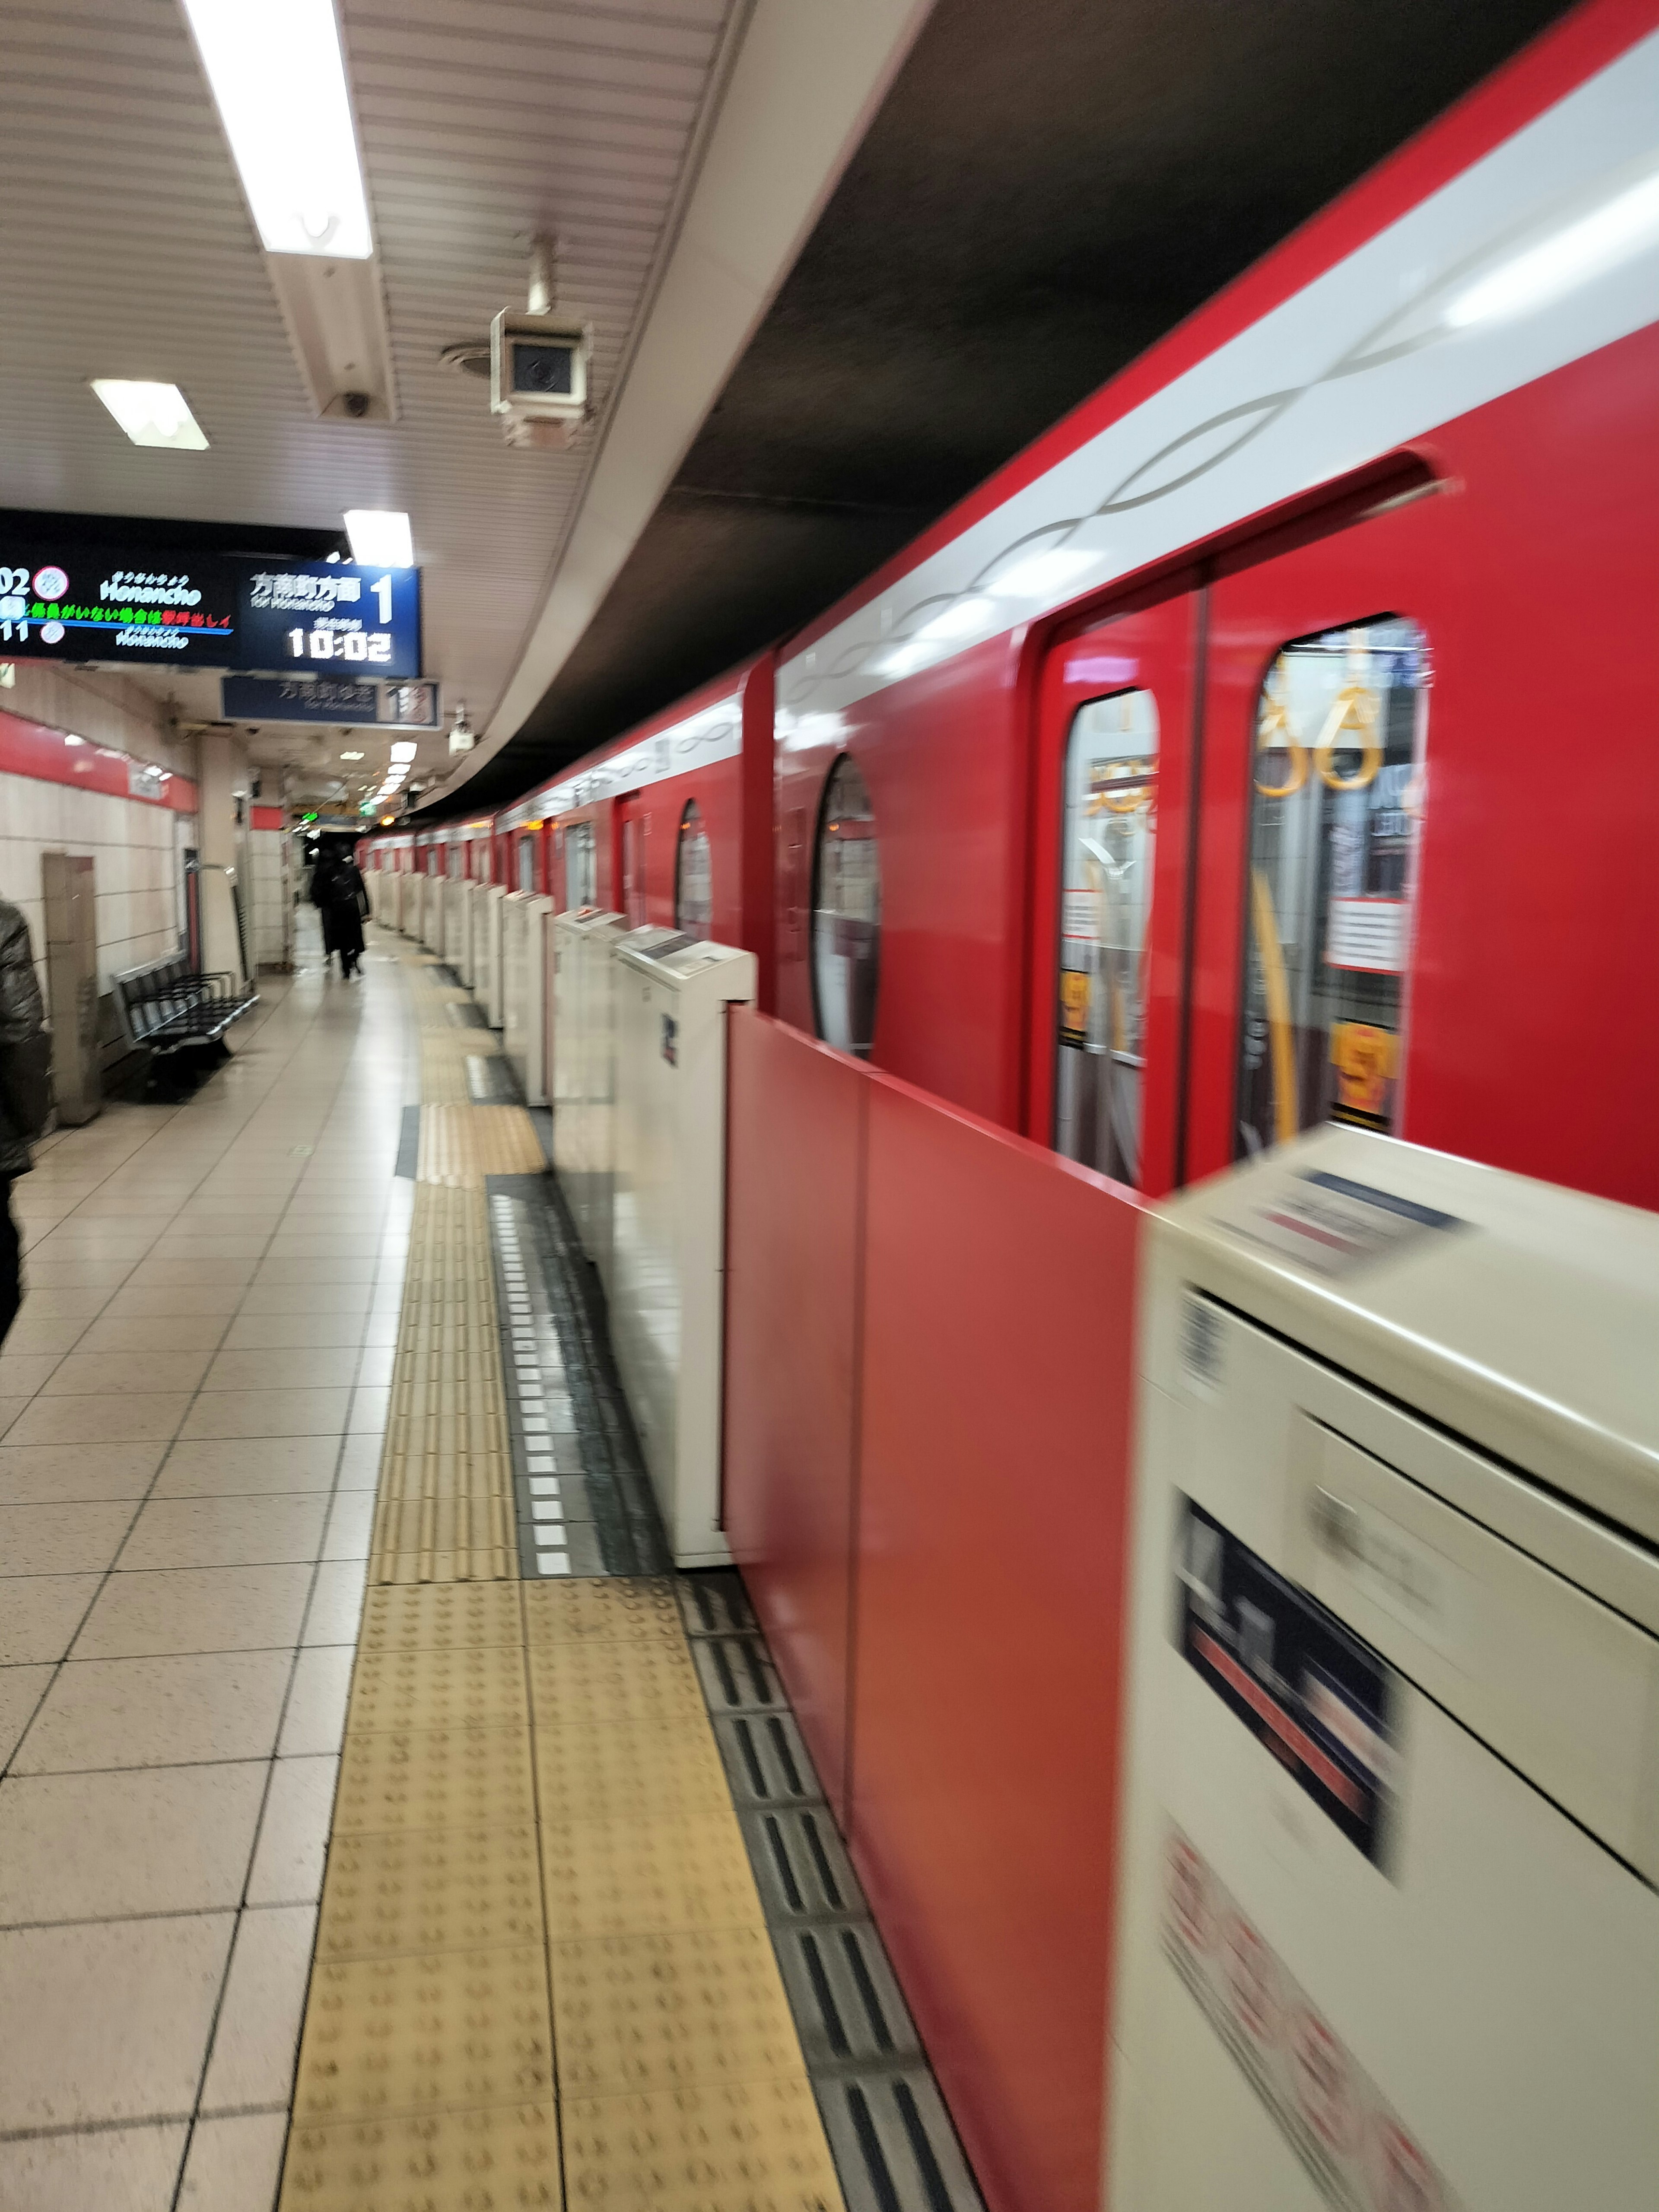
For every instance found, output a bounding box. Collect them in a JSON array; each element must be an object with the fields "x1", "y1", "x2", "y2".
[
  {"x1": 563, "y1": 820, "x2": 596, "y2": 910},
  {"x1": 620, "y1": 814, "x2": 646, "y2": 925},
  {"x1": 811, "y1": 755, "x2": 881, "y2": 1059},
  {"x1": 446, "y1": 842, "x2": 461, "y2": 879},
  {"x1": 517, "y1": 834, "x2": 536, "y2": 893},
  {"x1": 1237, "y1": 615, "x2": 1428, "y2": 1156},
  {"x1": 1055, "y1": 690, "x2": 1159, "y2": 1187},
  {"x1": 675, "y1": 801, "x2": 713, "y2": 940}
]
